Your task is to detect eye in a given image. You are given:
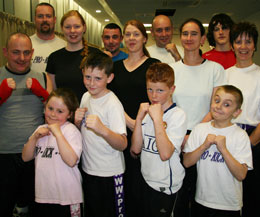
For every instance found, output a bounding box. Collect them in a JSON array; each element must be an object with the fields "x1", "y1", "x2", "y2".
[
  {"x1": 58, "y1": 109, "x2": 63, "y2": 114},
  {"x1": 147, "y1": 88, "x2": 153, "y2": 93},
  {"x1": 37, "y1": 14, "x2": 44, "y2": 18},
  {"x1": 85, "y1": 75, "x2": 91, "y2": 80},
  {"x1": 95, "y1": 77, "x2": 102, "y2": 81},
  {"x1": 191, "y1": 31, "x2": 198, "y2": 36},
  {"x1": 181, "y1": 31, "x2": 189, "y2": 36},
  {"x1": 156, "y1": 89, "x2": 164, "y2": 93},
  {"x1": 24, "y1": 51, "x2": 31, "y2": 56},
  {"x1": 125, "y1": 32, "x2": 131, "y2": 37},
  {"x1": 224, "y1": 103, "x2": 230, "y2": 107},
  {"x1": 104, "y1": 36, "x2": 110, "y2": 40},
  {"x1": 155, "y1": 28, "x2": 163, "y2": 33},
  {"x1": 46, "y1": 14, "x2": 52, "y2": 19},
  {"x1": 112, "y1": 35, "x2": 119, "y2": 39},
  {"x1": 48, "y1": 106, "x2": 53, "y2": 111},
  {"x1": 214, "y1": 99, "x2": 220, "y2": 103},
  {"x1": 165, "y1": 27, "x2": 171, "y2": 32}
]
